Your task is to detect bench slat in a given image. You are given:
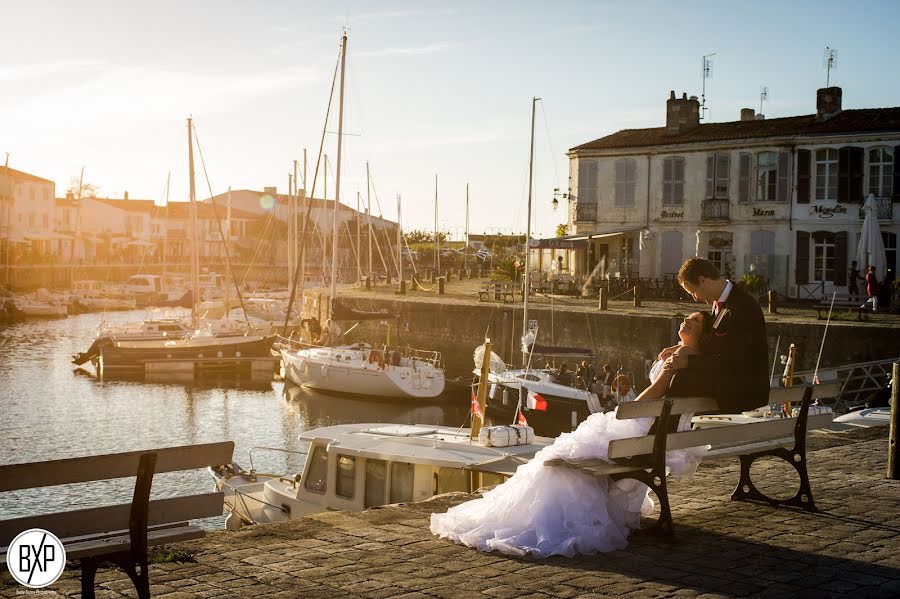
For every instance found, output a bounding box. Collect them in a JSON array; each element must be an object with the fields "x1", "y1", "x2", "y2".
[
  {"x1": 0, "y1": 441, "x2": 234, "y2": 492},
  {"x1": 0, "y1": 492, "x2": 223, "y2": 547},
  {"x1": 608, "y1": 412, "x2": 833, "y2": 460},
  {"x1": 1, "y1": 524, "x2": 207, "y2": 563},
  {"x1": 616, "y1": 397, "x2": 719, "y2": 419}
]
